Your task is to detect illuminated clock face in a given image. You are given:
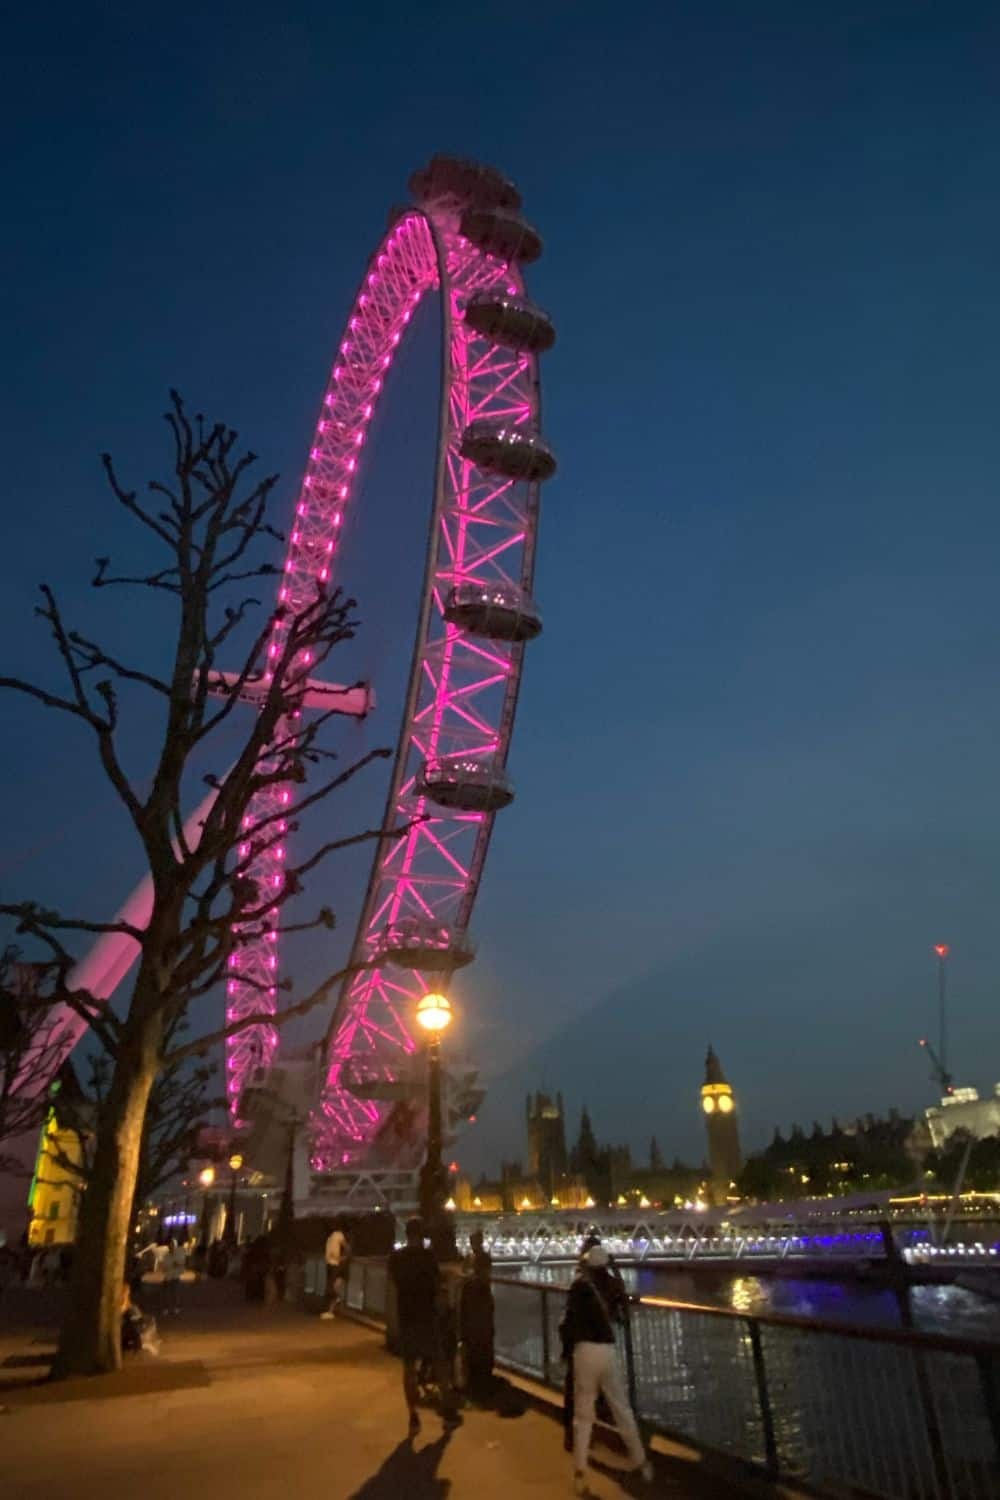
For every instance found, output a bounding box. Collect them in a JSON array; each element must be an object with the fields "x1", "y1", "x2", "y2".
[
  {"x1": 717, "y1": 1094, "x2": 734, "y2": 1114},
  {"x1": 702, "y1": 1096, "x2": 716, "y2": 1113}
]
